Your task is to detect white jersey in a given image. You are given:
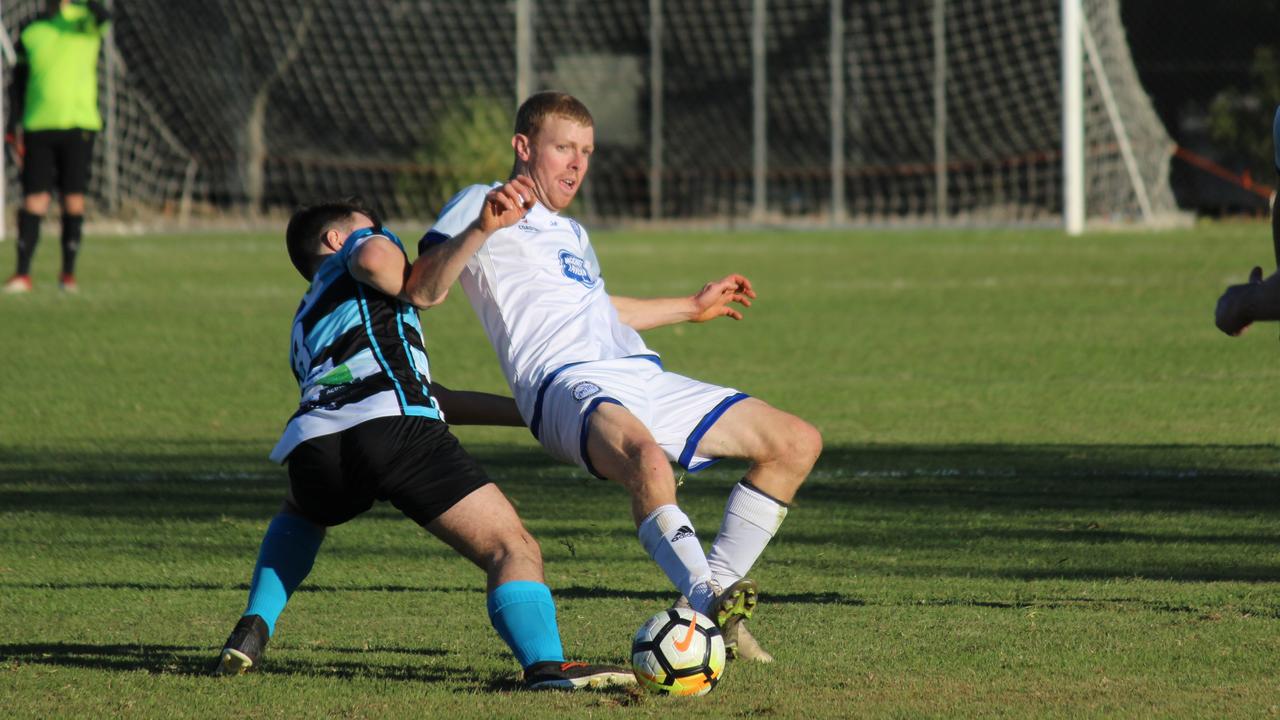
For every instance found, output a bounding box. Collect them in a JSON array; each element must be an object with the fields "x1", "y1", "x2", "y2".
[{"x1": 421, "y1": 183, "x2": 656, "y2": 423}]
